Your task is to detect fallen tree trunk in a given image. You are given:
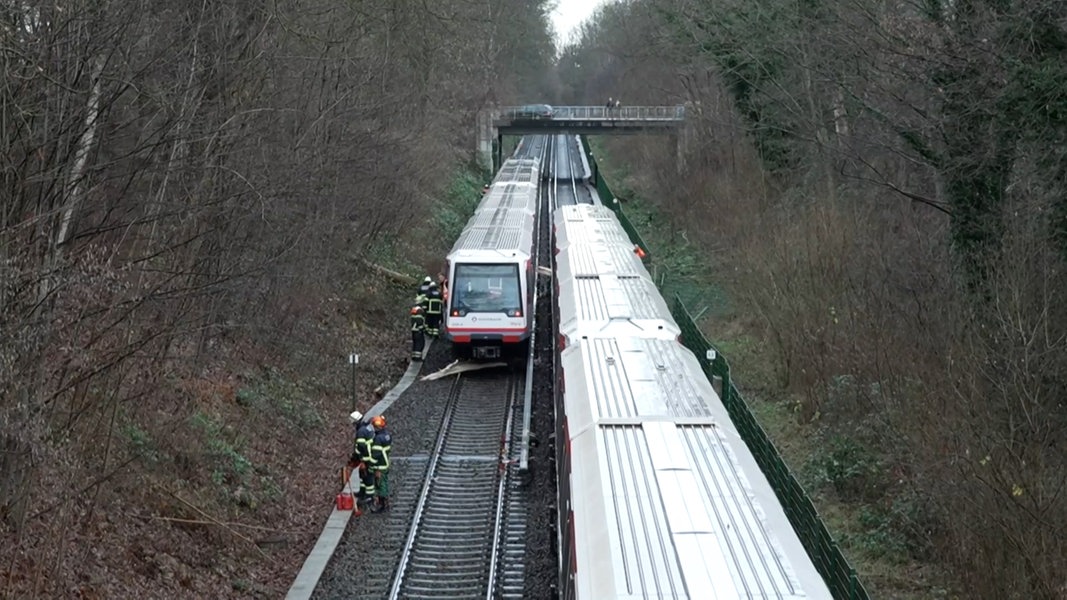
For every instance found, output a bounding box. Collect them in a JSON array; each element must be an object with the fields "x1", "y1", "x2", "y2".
[{"x1": 362, "y1": 260, "x2": 418, "y2": 285}]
